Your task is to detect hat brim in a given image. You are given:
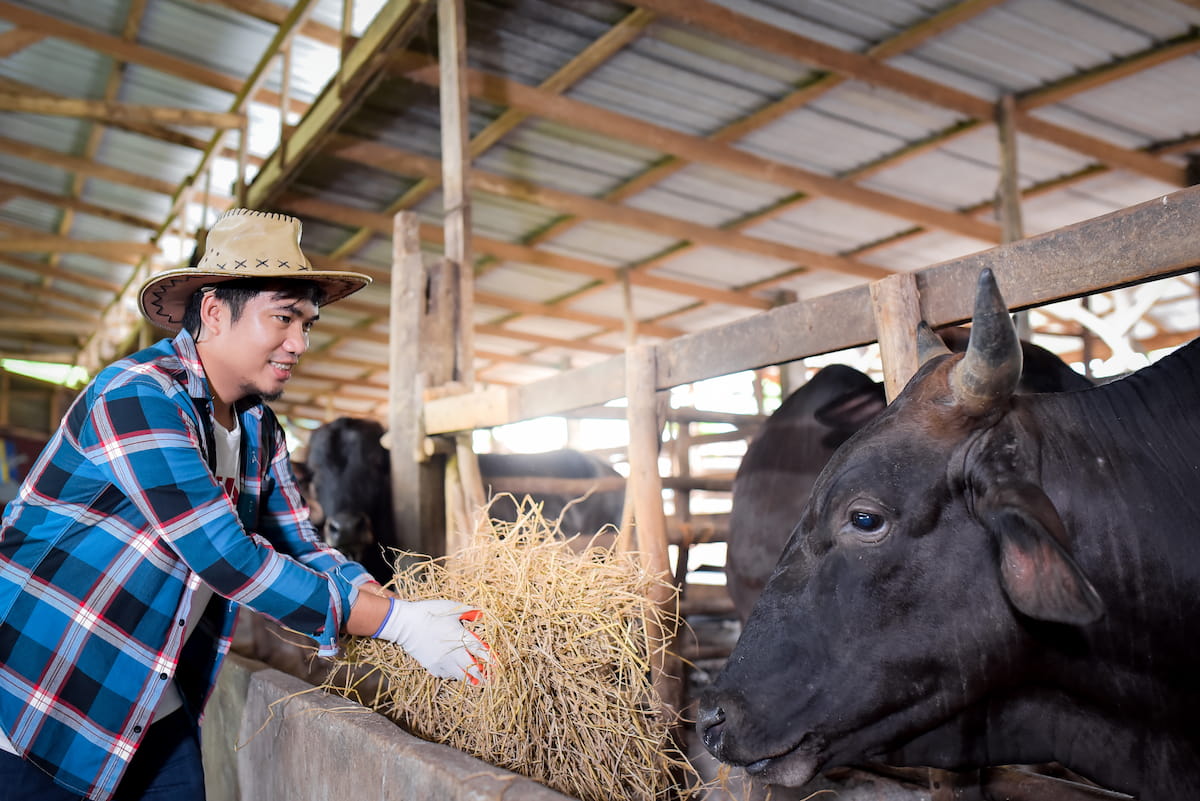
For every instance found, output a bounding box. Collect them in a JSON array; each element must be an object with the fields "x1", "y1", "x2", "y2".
[{"x1": 139, "y1": 268, "x2": 371, "y2": 331}]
